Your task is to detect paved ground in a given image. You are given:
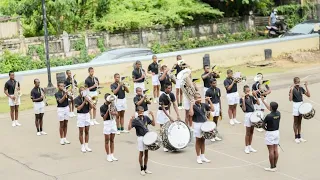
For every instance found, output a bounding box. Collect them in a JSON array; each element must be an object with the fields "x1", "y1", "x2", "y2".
[{"x1": 1, "y1": 66, "x2": 320, "y2": 180}]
